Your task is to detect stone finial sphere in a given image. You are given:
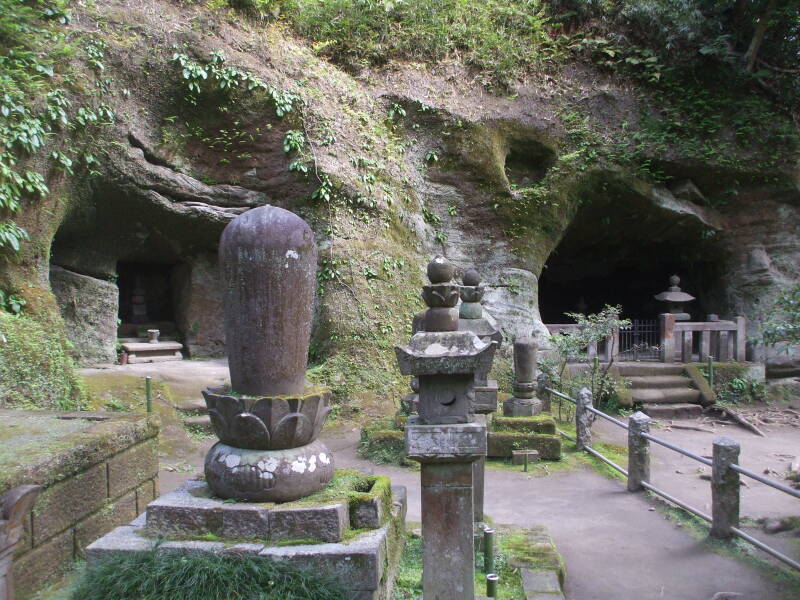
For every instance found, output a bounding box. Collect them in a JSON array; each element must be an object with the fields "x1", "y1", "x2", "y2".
[
  {"x1": 427, "y1": 256, "x2": 455, "y2": 284},
  {"x1": 670, "y1": 274, "x2": 680, "y2": 287},
  {"x1": 462, "y1": 268, "x2": 481, "y2": 286},
  {"x1": 220, "y1": 205, "x2": 317, "y2": 396}
]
